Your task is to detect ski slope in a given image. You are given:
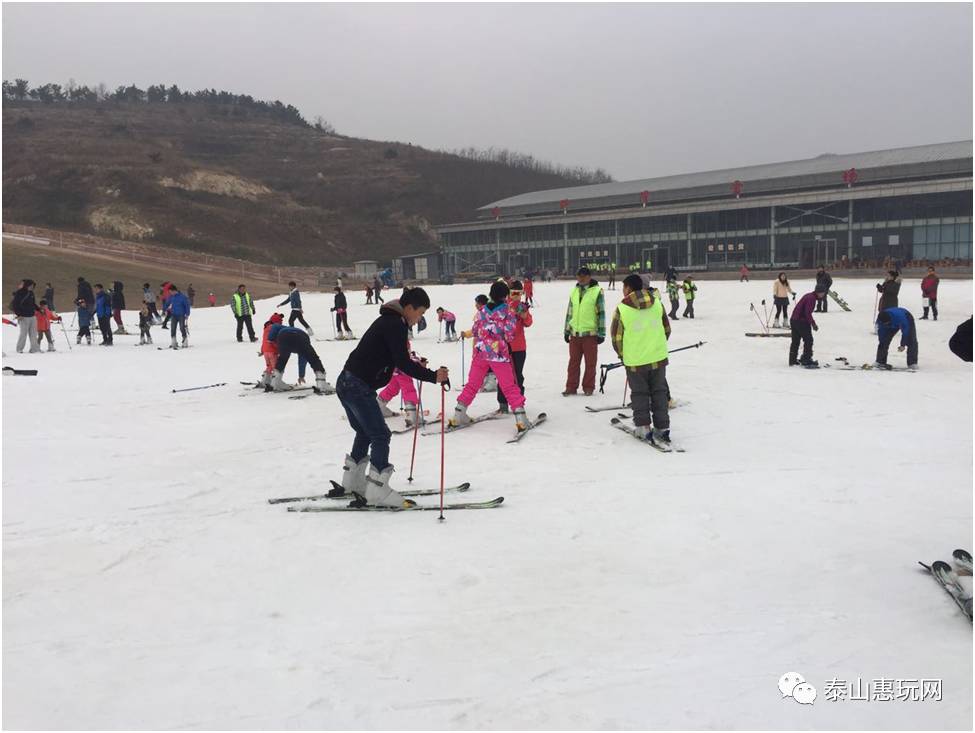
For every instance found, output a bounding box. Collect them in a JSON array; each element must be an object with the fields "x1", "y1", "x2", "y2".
[{"x1": 3, "y1": 277, "x2": 972, "y2": 729}]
